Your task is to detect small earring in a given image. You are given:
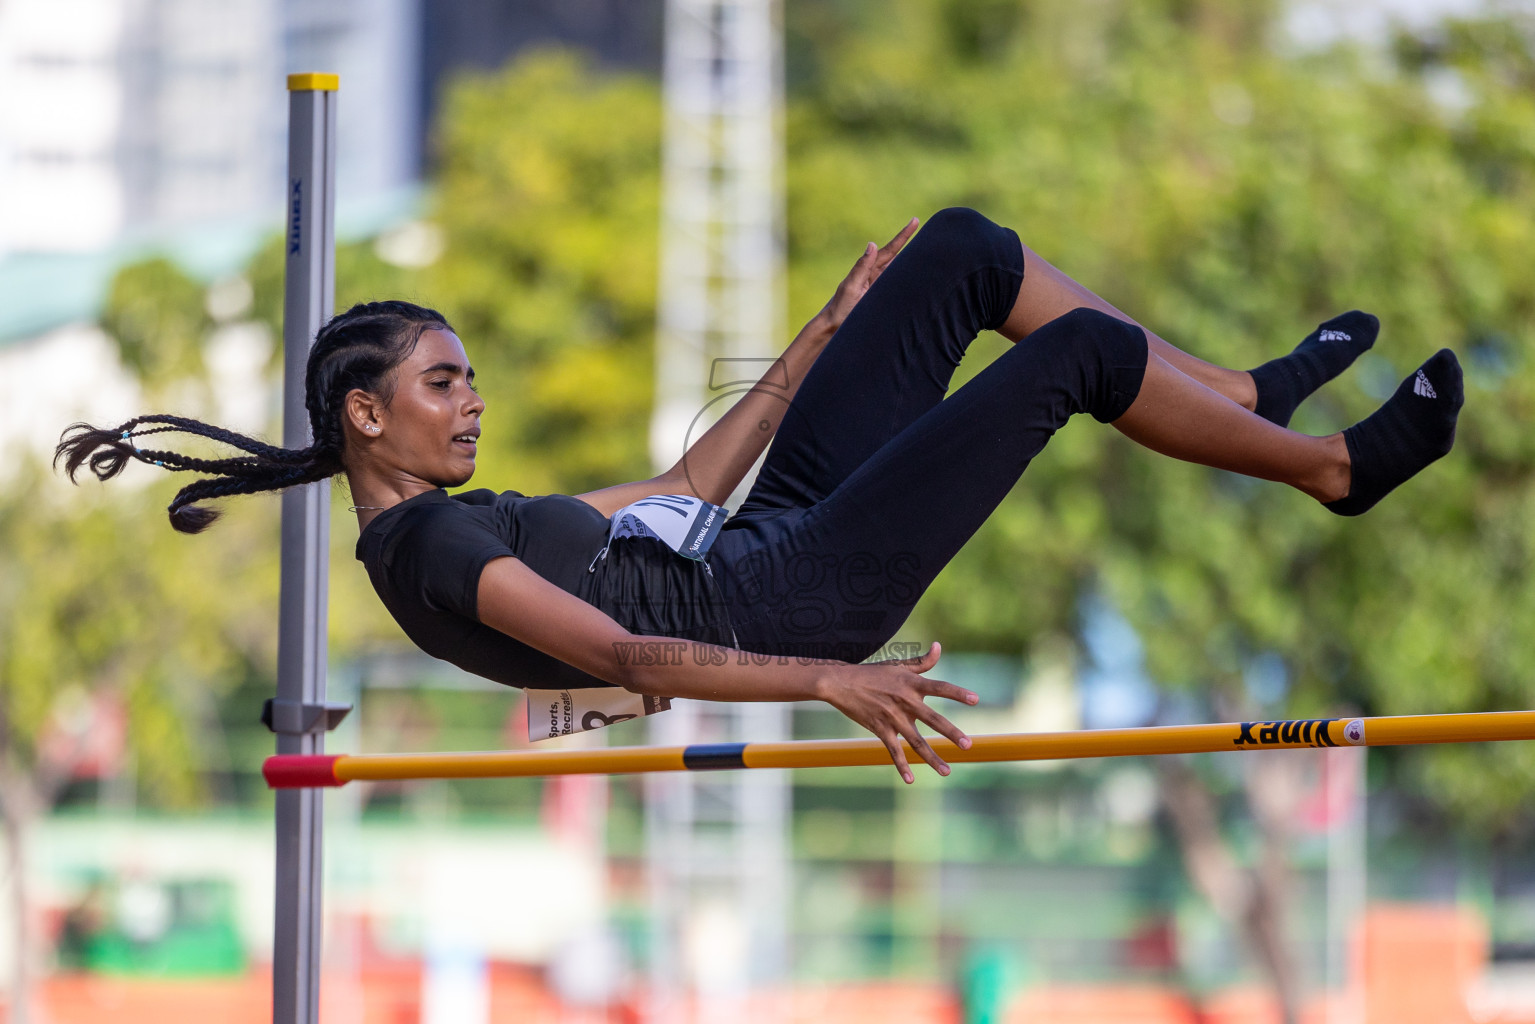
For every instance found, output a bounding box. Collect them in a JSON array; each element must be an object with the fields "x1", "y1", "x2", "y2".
[{"x1": 366, "y1": 425, "x2": 379, "y2": 434}]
